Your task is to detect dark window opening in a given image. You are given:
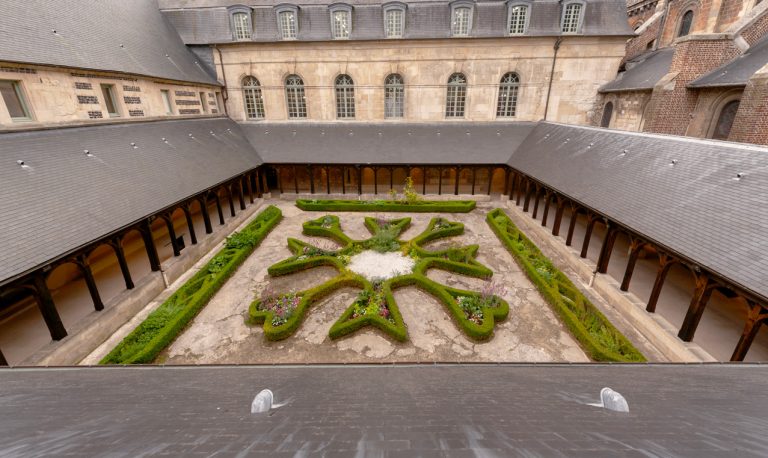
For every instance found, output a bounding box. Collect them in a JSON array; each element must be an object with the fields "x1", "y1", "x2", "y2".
[
  {"x1": 600, "y1": 101, "x2": 613, "y2": 128},
  {"x1": 711, "y1": 99, "x2": 740, "y2": 140},
  {"x1": 678, "y1": 10, "x2": 694, "y2": 37}
]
